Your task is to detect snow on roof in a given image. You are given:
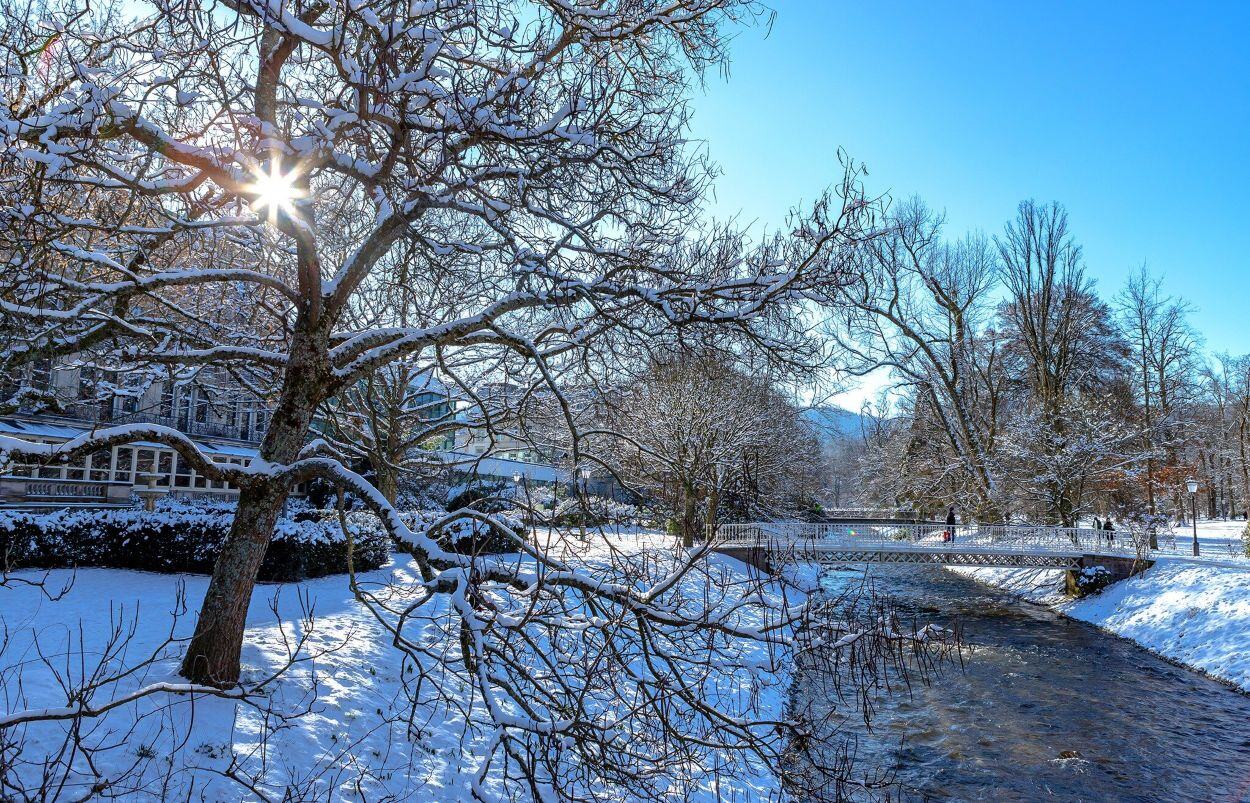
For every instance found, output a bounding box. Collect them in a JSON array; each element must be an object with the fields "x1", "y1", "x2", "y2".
[
  {"x1": 0, "y1": 418, "x2": 89, "y2": 441},
  {"x1": 435, "y1": 450, "x2": 564, "y2": 483}
]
